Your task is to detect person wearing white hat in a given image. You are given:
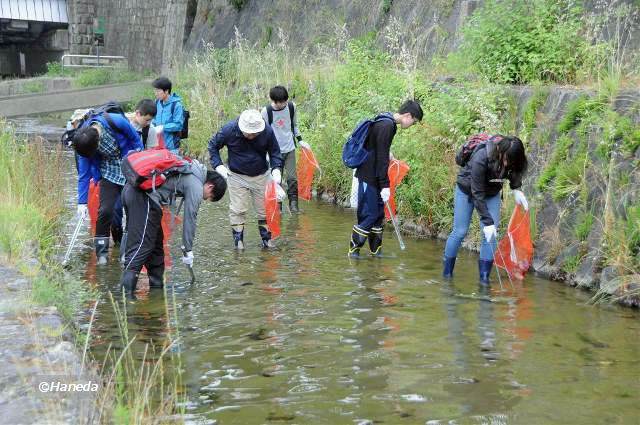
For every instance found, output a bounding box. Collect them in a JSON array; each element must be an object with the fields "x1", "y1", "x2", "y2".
[{"x1": 208, "y1": 109, "x2": 284, "y2": 249}]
